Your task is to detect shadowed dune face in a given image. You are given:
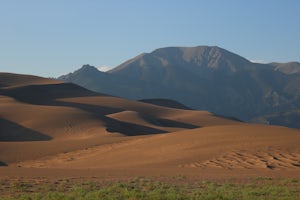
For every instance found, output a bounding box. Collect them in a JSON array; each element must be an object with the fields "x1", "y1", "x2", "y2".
[
  {"x1": 105, "y1": 118, "x2": 167, "y2": 135},
  {"x1": 140, "y1": 116, "x2": 199, "y2": 129},
  {"x1": 0, "y1": 118, "x2": 52, "y2": 141},
  {"x1": 0, "y1": 73, "x2": 62, "y2": 88},
  {"x1": 139, "y1": 99, "x2": 192, "y2": 110},
  {"x1": 108, "y1": 110, "x2": 200, "y2": 133},
  {"x1": 0, "y1": 161, "x2": 7, "y2": 166},
  {"x1": 0, "y1": 83, "x2": 101, "y2": 104}
]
